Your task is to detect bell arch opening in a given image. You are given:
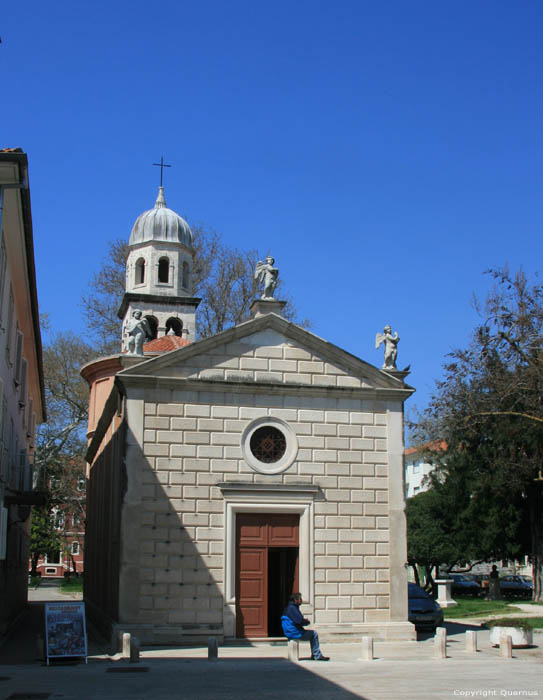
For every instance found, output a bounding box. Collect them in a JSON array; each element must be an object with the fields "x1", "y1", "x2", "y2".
[{"x1": 165, "y1": 317, "x2": 183, "y2": 337}]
